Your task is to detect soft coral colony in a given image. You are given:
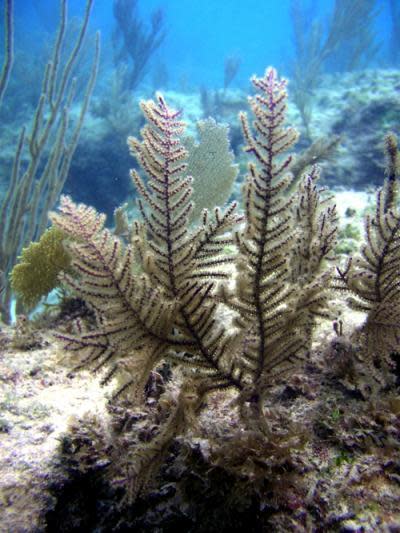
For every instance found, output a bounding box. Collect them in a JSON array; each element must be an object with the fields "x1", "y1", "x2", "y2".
[{"x1": 50, "y1": 68, "x2": 399, "y2": 499}]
